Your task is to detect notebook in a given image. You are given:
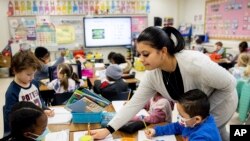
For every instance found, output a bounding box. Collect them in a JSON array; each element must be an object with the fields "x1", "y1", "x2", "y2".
[
  {"x1": 73, "y1": 130, "x2": 114, "y2": 141},
  {"x1": 112, "y1": 101, "x2": 149, "y2": 117},
  {"x1": 48, "y1": 107, "x2": 72, "y2": 124},
  {"x1": 137, "y1": 130, "x2": 176, "y2": 141}
]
